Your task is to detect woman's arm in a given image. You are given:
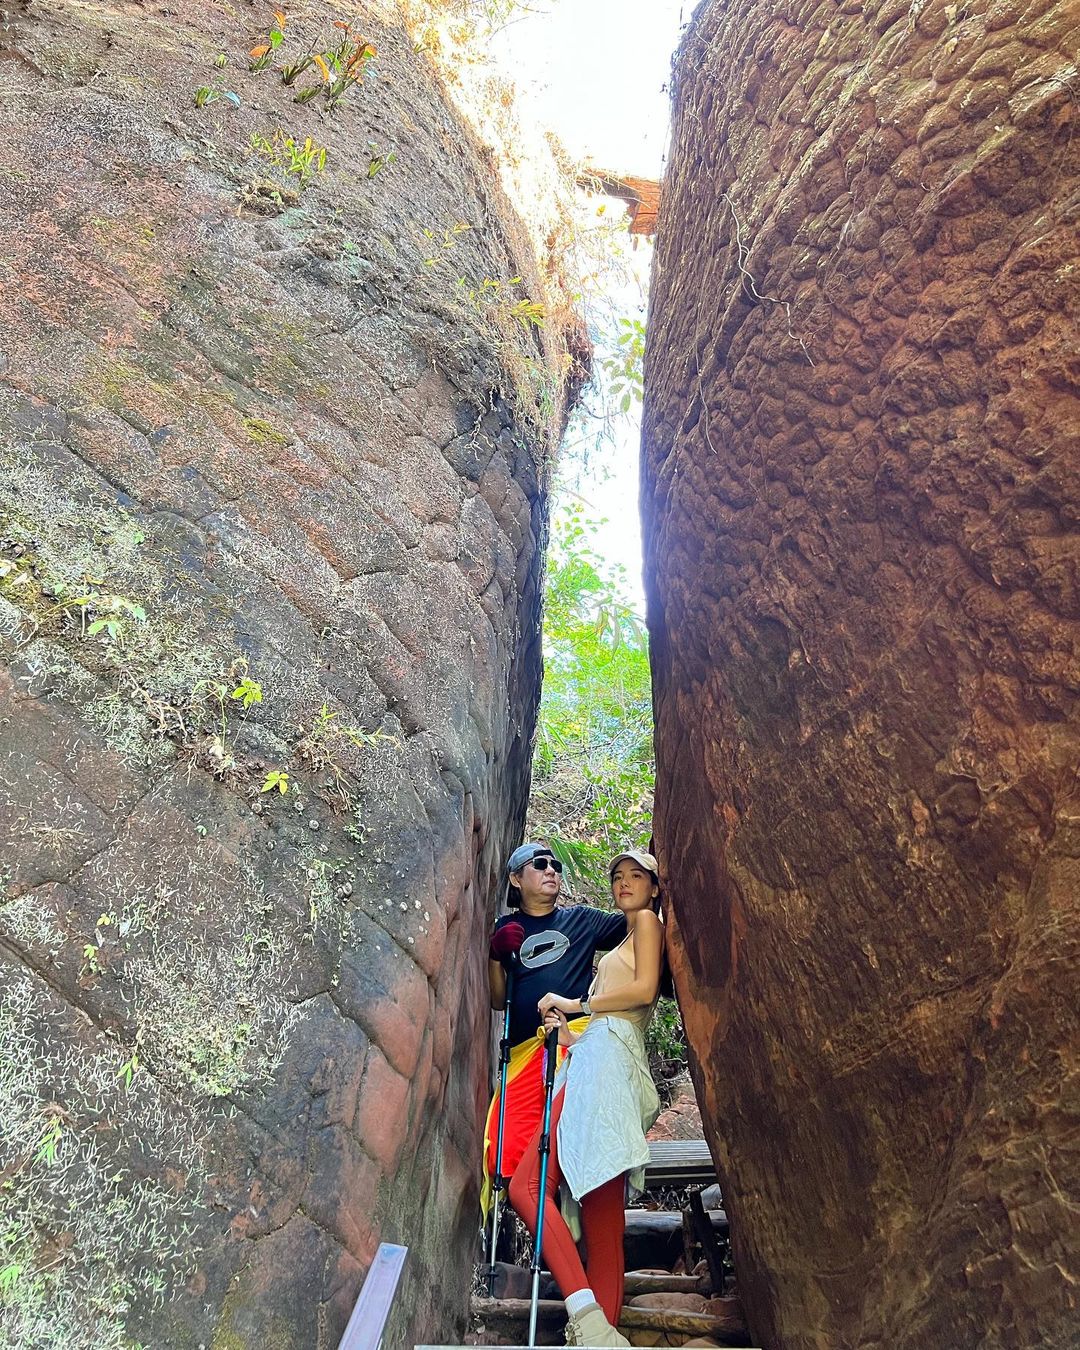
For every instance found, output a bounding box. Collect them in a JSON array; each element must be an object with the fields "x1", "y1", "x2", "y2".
[{"x1": 538, "y1": 911, "x2": 664, "y2": 1017}]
